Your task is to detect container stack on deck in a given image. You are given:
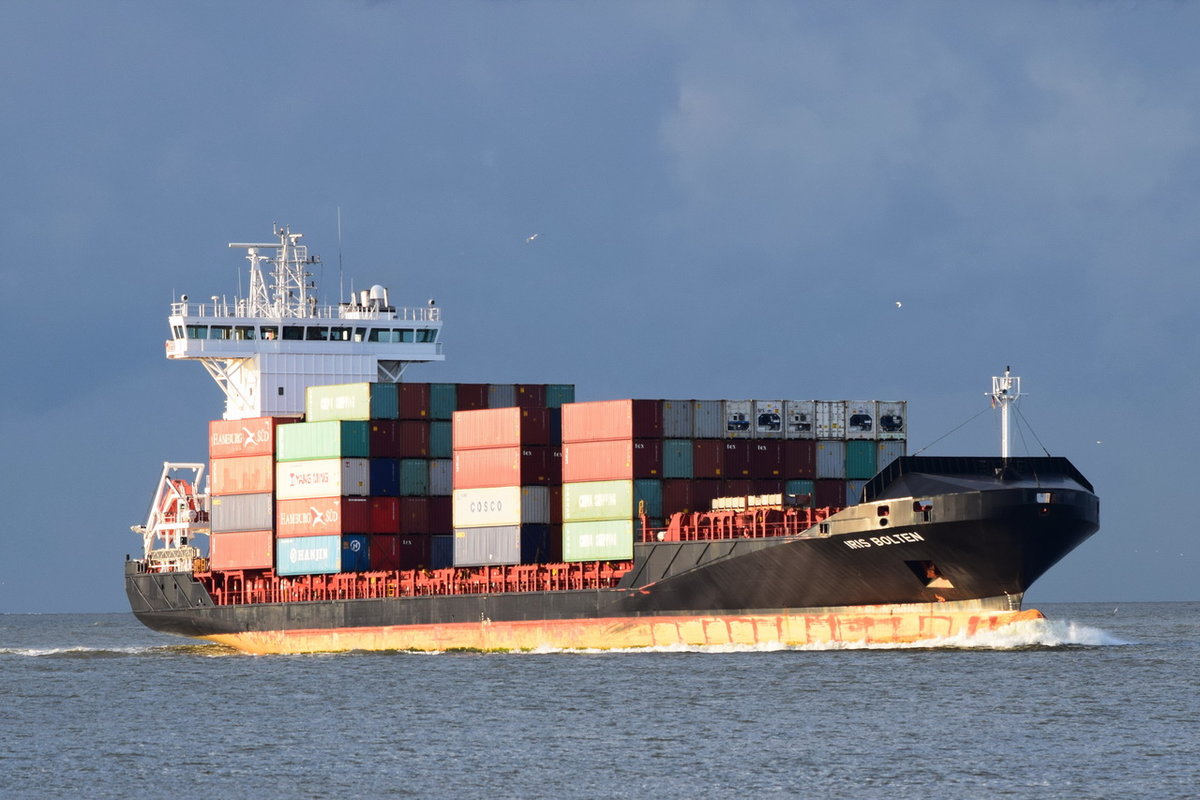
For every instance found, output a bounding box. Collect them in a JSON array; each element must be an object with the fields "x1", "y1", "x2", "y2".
[{"x1": 207, "y1": 416, "x2": 291, "y2": 571}]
